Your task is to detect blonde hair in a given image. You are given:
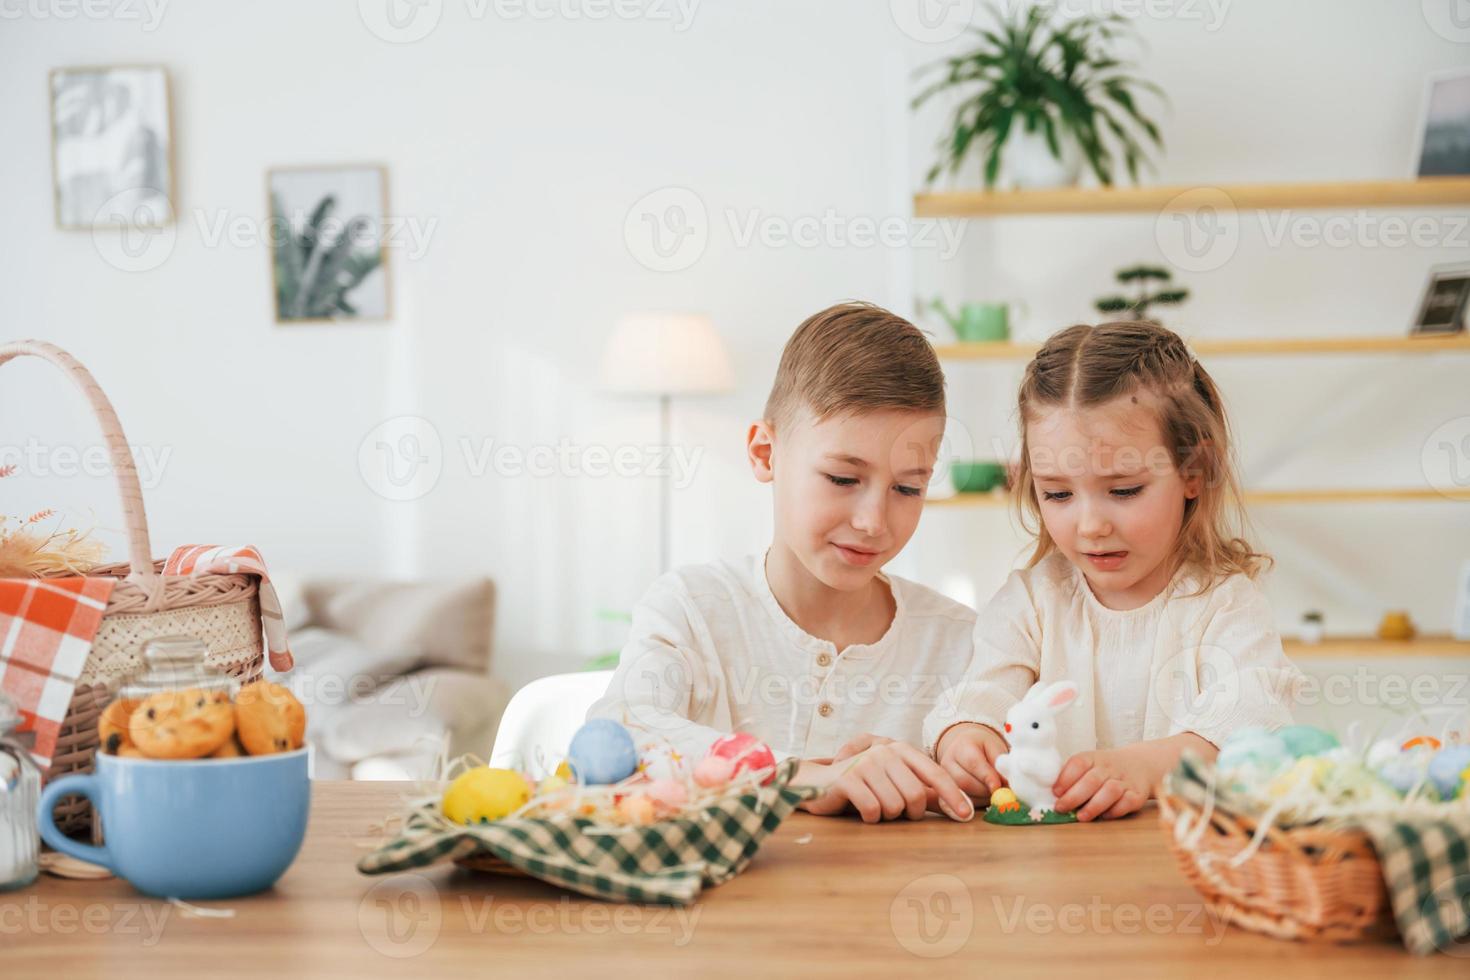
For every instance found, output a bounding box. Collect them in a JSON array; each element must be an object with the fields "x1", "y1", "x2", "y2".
[
  {"x1": 1013, "y1": 320, "x2": 1269, "y2": 592},
  {"x1": 763, "y1": 302, "x2": 945, "y2": 430}
]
